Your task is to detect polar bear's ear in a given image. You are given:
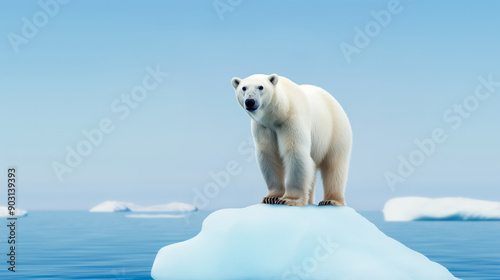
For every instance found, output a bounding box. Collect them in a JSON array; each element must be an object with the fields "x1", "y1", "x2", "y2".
[
  {"x1": 231, "y1": 77, "x2": 241, "y2": 89},
  {"x1": 268, "y1": 74, "x2": 279, "y2": 86}
]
